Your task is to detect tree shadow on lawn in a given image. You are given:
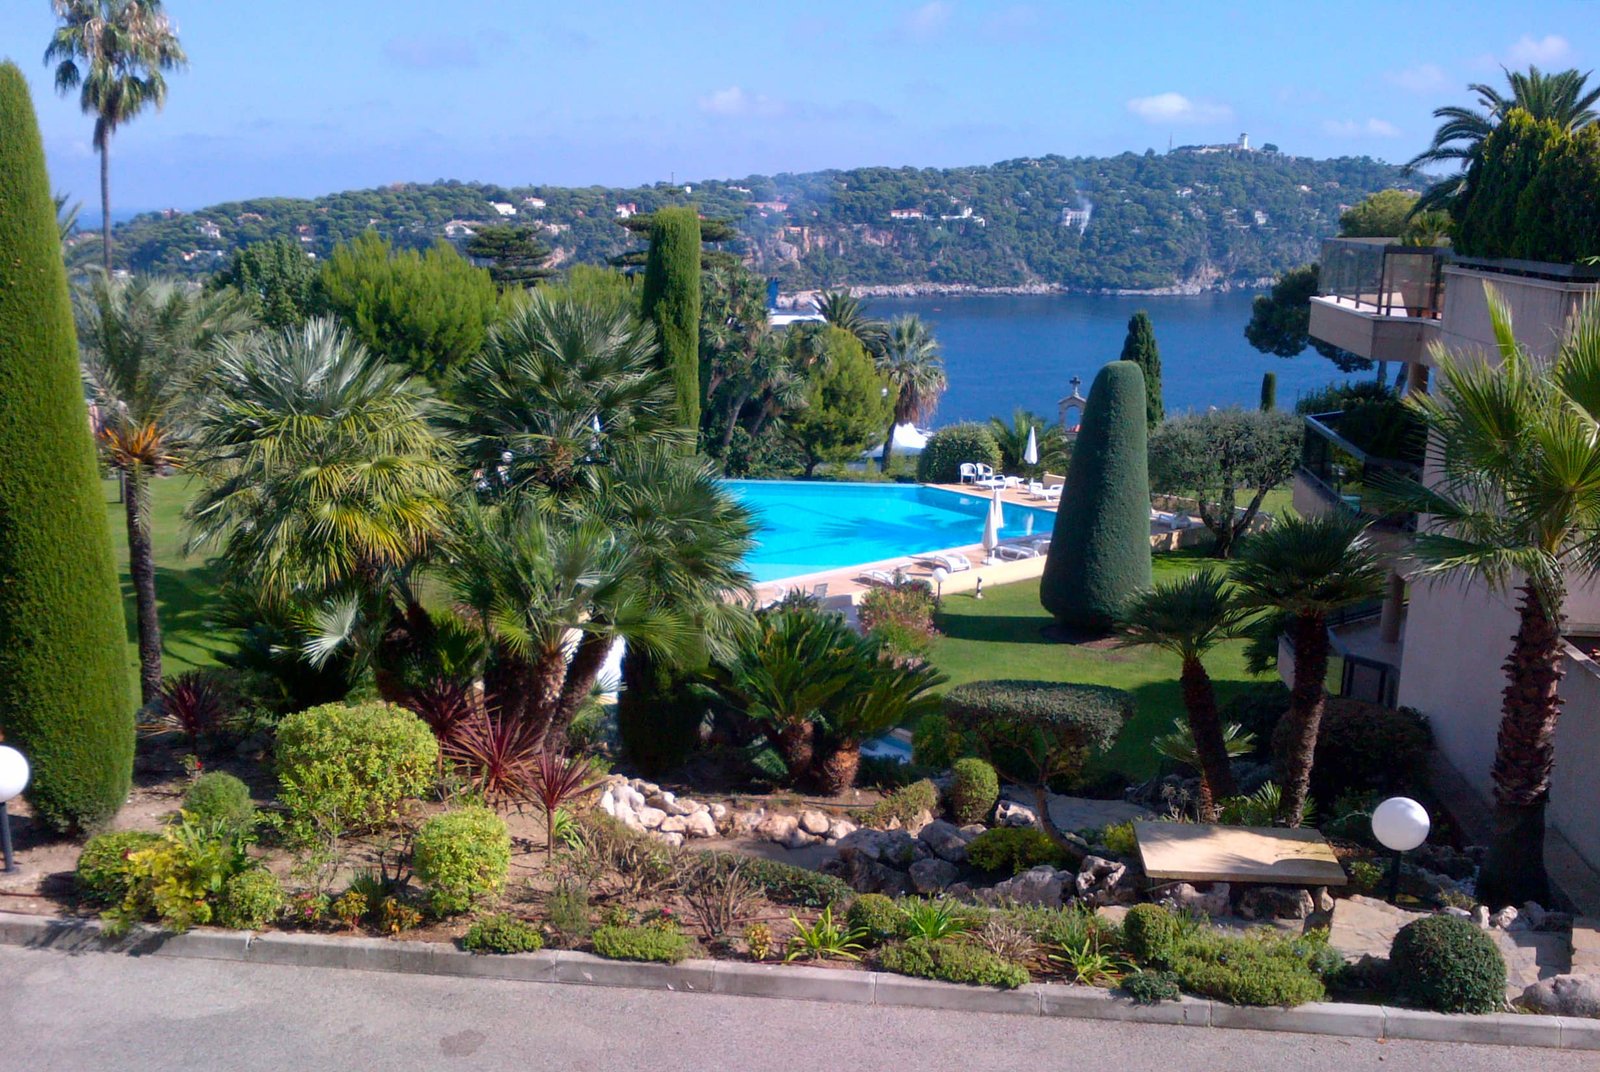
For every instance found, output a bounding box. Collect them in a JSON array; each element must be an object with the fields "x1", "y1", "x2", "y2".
[{"x1": 114, "y1": 561, "x2": 232, "y2": 668}]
